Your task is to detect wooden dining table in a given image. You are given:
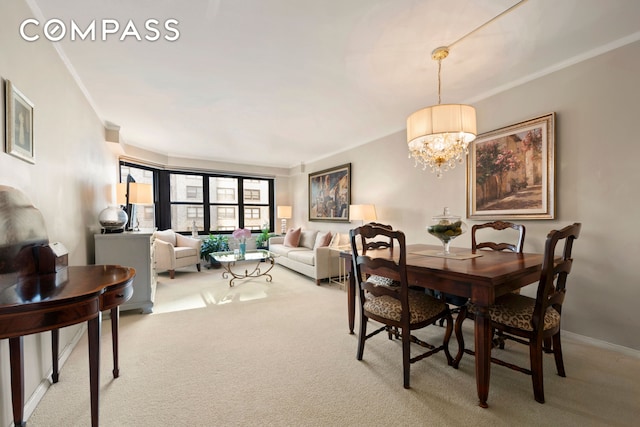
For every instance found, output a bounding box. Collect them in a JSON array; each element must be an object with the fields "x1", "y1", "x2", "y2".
[{"x1": 340, "y1": 243, "x2": 544, "y2": 408}]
